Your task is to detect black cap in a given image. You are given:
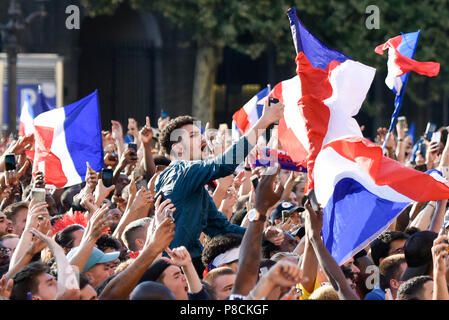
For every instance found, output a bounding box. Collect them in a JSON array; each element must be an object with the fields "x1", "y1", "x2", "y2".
[
  {"x1": 139, "y1": 259, "x2": 171, "y2": 283},
  {"x1": 270, "y1": 201, "x2": 304, "y2": 224},
  {"x1": 401, "y1": 230, "x2": 437, "y2": 281}
]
